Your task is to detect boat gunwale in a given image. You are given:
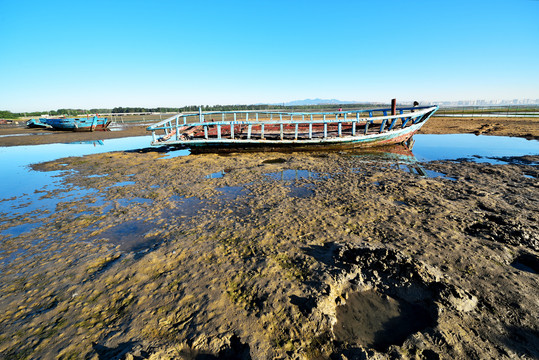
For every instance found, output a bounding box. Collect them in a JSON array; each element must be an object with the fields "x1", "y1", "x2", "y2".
[{"x1": 147, "y1": 106, "x2": 438, "y2": 131}]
